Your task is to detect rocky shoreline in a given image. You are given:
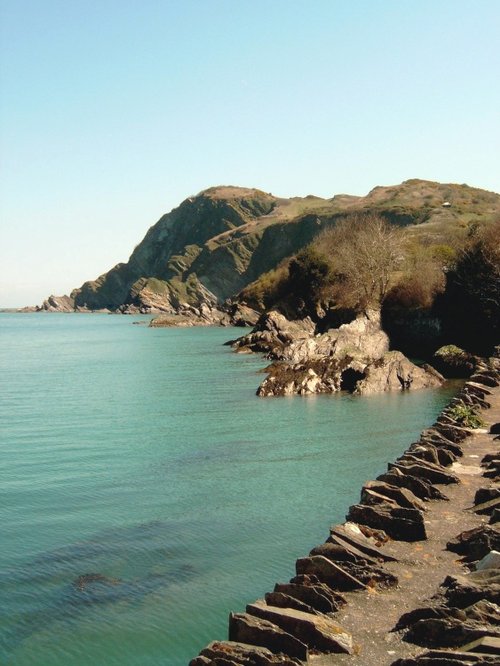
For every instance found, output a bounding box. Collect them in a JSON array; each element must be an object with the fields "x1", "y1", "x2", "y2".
[
  {"x1": 189, "y1": 353, "x2": 500, "y2": 665},
  {"x1": 228, "y1": 310, "x2": 445, "y2": 397}
]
